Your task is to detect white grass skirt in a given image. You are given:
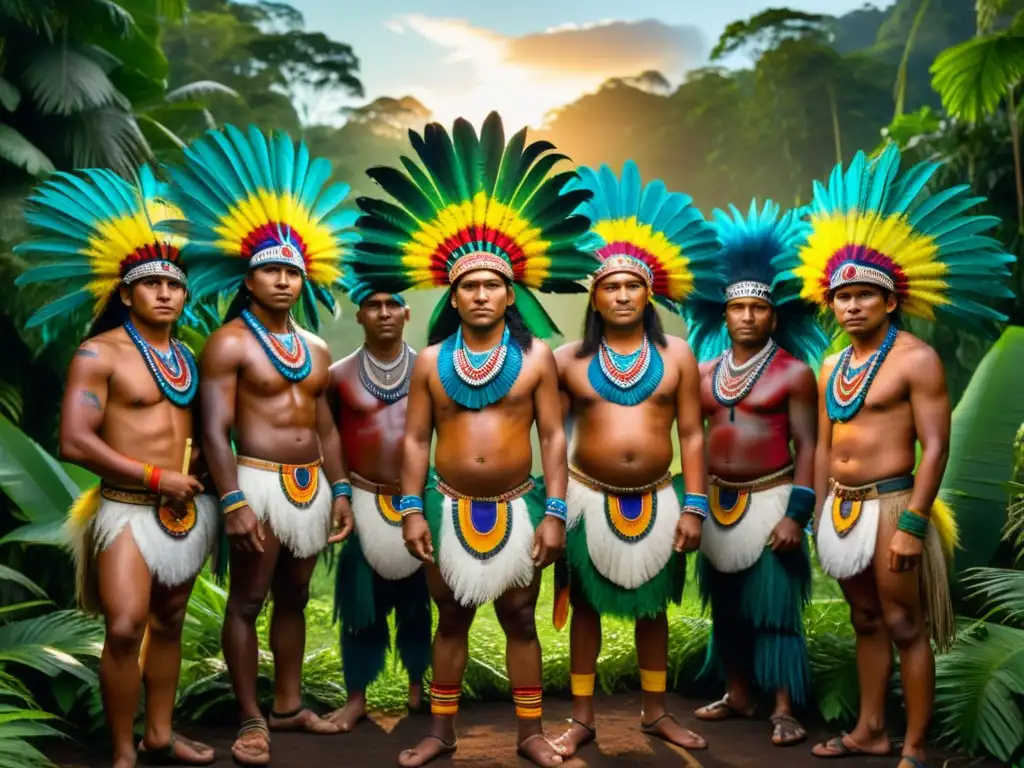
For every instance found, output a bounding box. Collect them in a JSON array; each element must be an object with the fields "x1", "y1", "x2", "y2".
[
  {"x1": 701, "y1": 483, "x2": 791, "y2": 574},
  {"x1": 350, "y1": 485, "x2": 421, "y2": 581}
]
